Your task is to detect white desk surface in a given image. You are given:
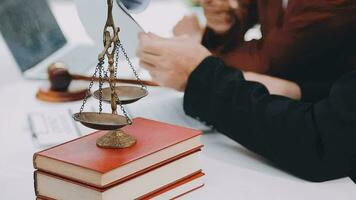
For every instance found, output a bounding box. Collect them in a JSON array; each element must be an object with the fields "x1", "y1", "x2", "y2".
[
  {"x1": 0, "y1": 0, "x2": 355, "y2": 200},
  {"x1": 0, "y1": 79, "x2": 355, "y2": 200}
]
